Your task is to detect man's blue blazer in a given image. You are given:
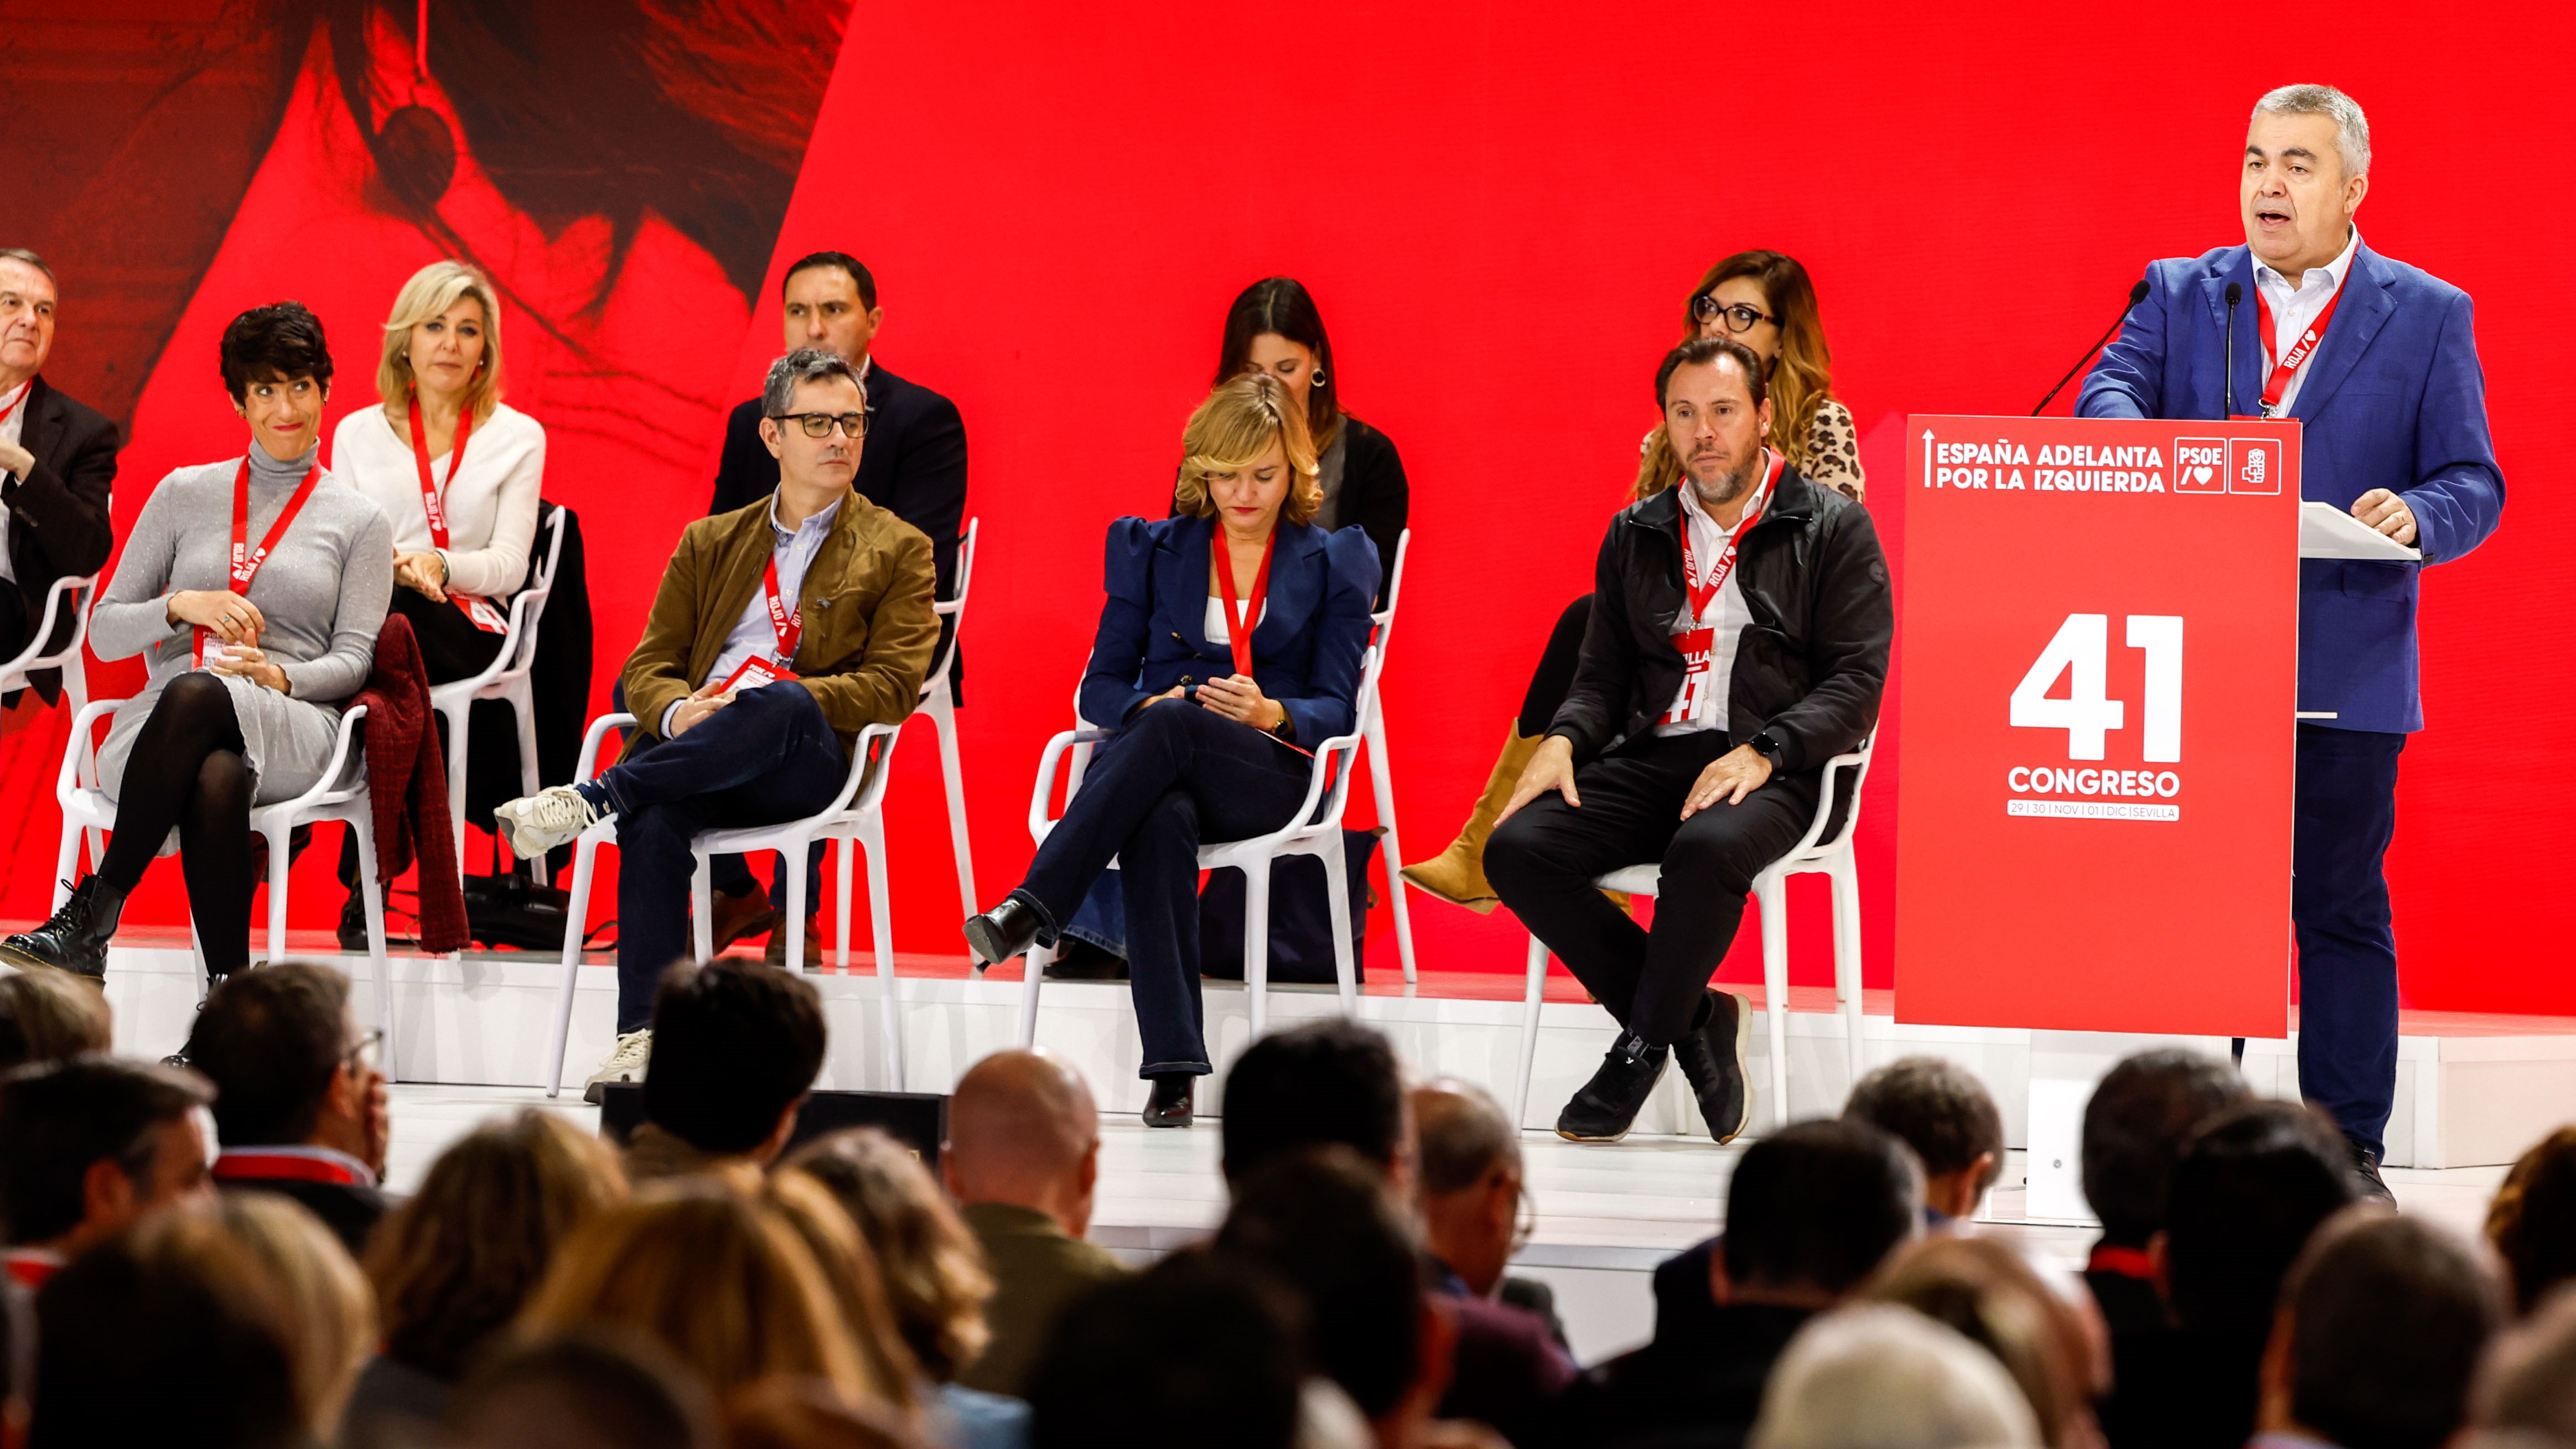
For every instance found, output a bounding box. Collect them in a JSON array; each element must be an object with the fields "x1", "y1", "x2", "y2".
[{"x1": 2079, "y1": 240, "x2": 2504, "y2": 733}]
